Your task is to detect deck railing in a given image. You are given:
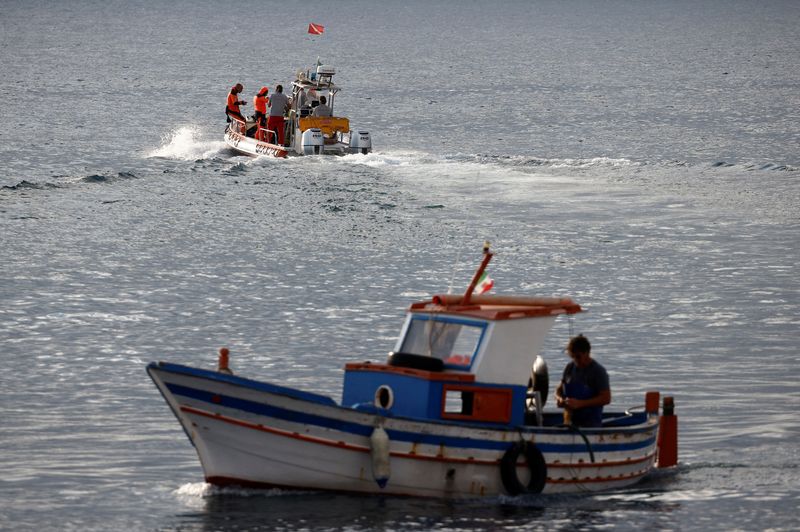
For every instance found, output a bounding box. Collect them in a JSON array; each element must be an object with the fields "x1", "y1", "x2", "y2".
[
  {"x1": 228, "y1": 116, "x2": 246, "y2": 135},
  {"x1": 256, "y1": 127, "x2": 277, "y2": 143}
]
